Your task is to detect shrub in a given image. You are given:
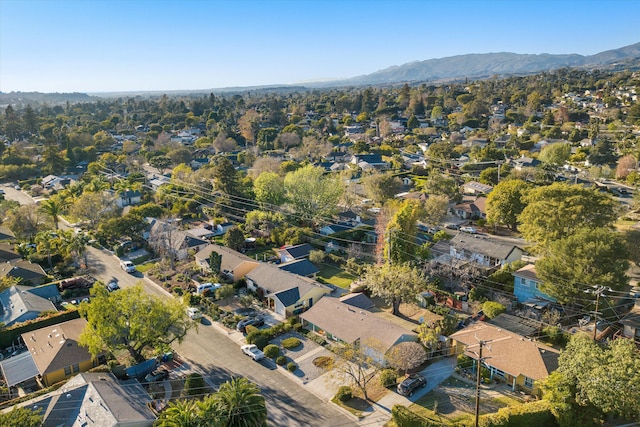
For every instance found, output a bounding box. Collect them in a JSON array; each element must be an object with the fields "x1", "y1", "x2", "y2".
[
  {"x1": 307, "y1": 332, "x2": 326, "y2": 345},
  {"x1": 380, "y1": 368, "x2": 398, "y2": 388},
  {"x1": 457, "y1": 354, "x2": 474, "y2": 369},
  {"x1": 391, "y1": 405, "x2": 440, "y2": 427},
  {"x1": 292, "y1": 322, "x2": 303, "y2": 332},
  {"x1": 215, "y1": 284, "x2": 235, "y2": 300},
  {"x1": 184, "y1": 373, "x2": 206, "y2": 397},
  {"x1": 276, "y1": 356, "x2": 287, "y2": 366},
  {"x1": 480, "y1": 400, "x2": 556, "y2": 427},
  {"x1": 335, "y1": 386, "x2": 352, "y2": 402},
  {"x1": 172, "y1": 286, "x2": 184, "y2": 296},
  {"x1": 244, "y1": 325, "x2": 258, "y2": 335},
  {"x1": 253, "y1": 334, "x2": 270, "y2": 350},
  {"x1": 287, "y1": 362, "x2": 297, "y2": 372},
  {"x1": 482, "y1": 301, "x2": 506, "y2": 319},
  {"x1": 263, "y1": 344, "x2": 280, "y2": 359},
  {"x1": 312, "y1": 356, "x2": 333, "y2": 369},
  {"x1": 281, "y1": 337, "x2": 301, "y2": 349}
]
